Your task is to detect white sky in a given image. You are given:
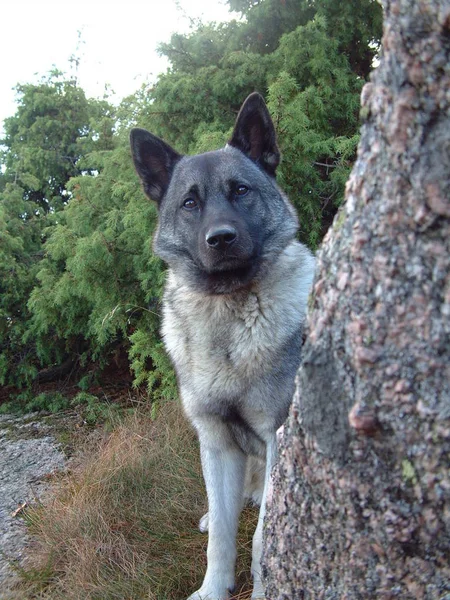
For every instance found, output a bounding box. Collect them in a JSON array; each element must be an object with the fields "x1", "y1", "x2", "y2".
[{"x1": 0, "y1": 0, "x2": 236, "y2": 134}]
